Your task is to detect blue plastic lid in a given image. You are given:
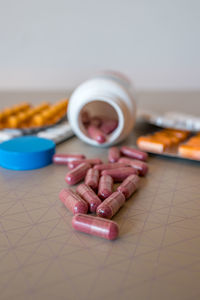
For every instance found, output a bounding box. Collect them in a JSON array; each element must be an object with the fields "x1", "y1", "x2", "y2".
[{"x1": 0, "y1": 136, "x2": 55, "y2": 170}]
